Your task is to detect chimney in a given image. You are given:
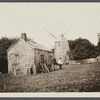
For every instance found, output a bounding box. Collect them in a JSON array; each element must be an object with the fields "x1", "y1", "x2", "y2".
[
  {"x1": 21, "y1": 33, "x2": 27, "y2": 41},
  {"x1": 98, "y1": 33, "x2": 100, "y2": 43}
]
